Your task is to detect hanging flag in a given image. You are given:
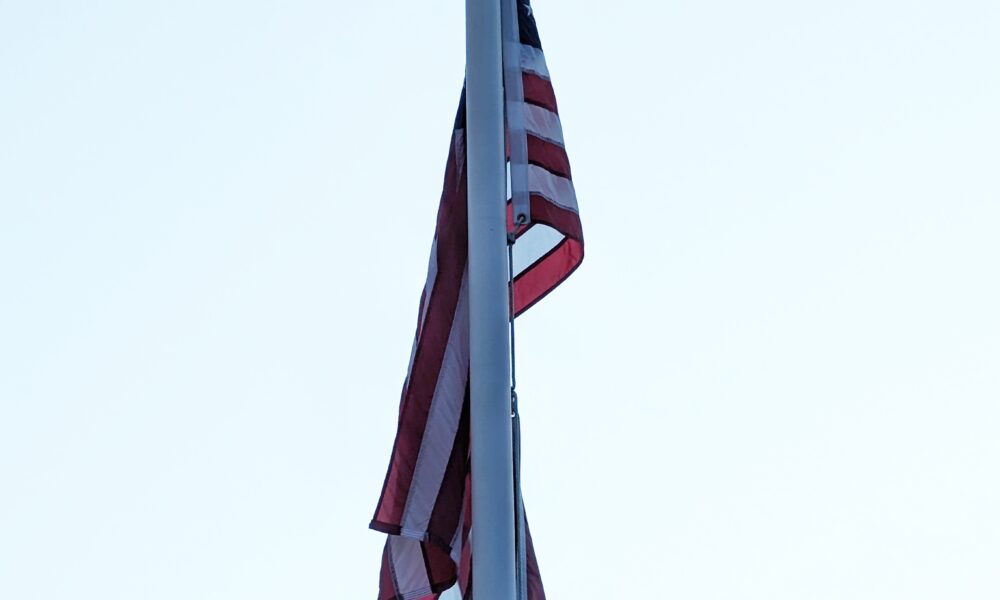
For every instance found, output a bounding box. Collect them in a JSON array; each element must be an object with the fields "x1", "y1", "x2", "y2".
[{"x1": 370, "y1": 1, "x2": 582, "y2": 598}]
